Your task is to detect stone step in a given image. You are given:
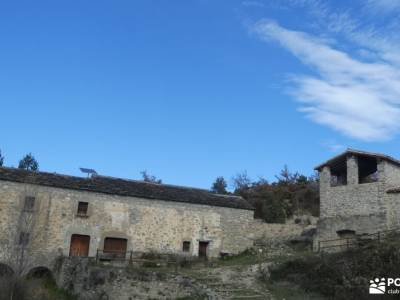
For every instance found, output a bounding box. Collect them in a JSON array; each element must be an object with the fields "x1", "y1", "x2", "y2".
[
  {"x1": 209, "y1": 282, "x2": 233, "y2": 286},
  {"x1": 228, "y1": 289, "x2": 260, "y2": 292},
  {"x1": 206, "y1": 282, "x2": 229, "y2": 287},
  {"x1": 231, "y1": 295, "x2": 270, "y2": 300},
  {"x1": 215, "y1": 290, "x2": 266, "y2": 297},
  {"x1": 194, "y1": 275, "x2": 220, "y2": 279},
  {"x1": 230, "y1": 289, "x2": 268, "y2": 297},
  {"x1": 195, "y1": 277, "x2": 220, "y2": 282}
]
